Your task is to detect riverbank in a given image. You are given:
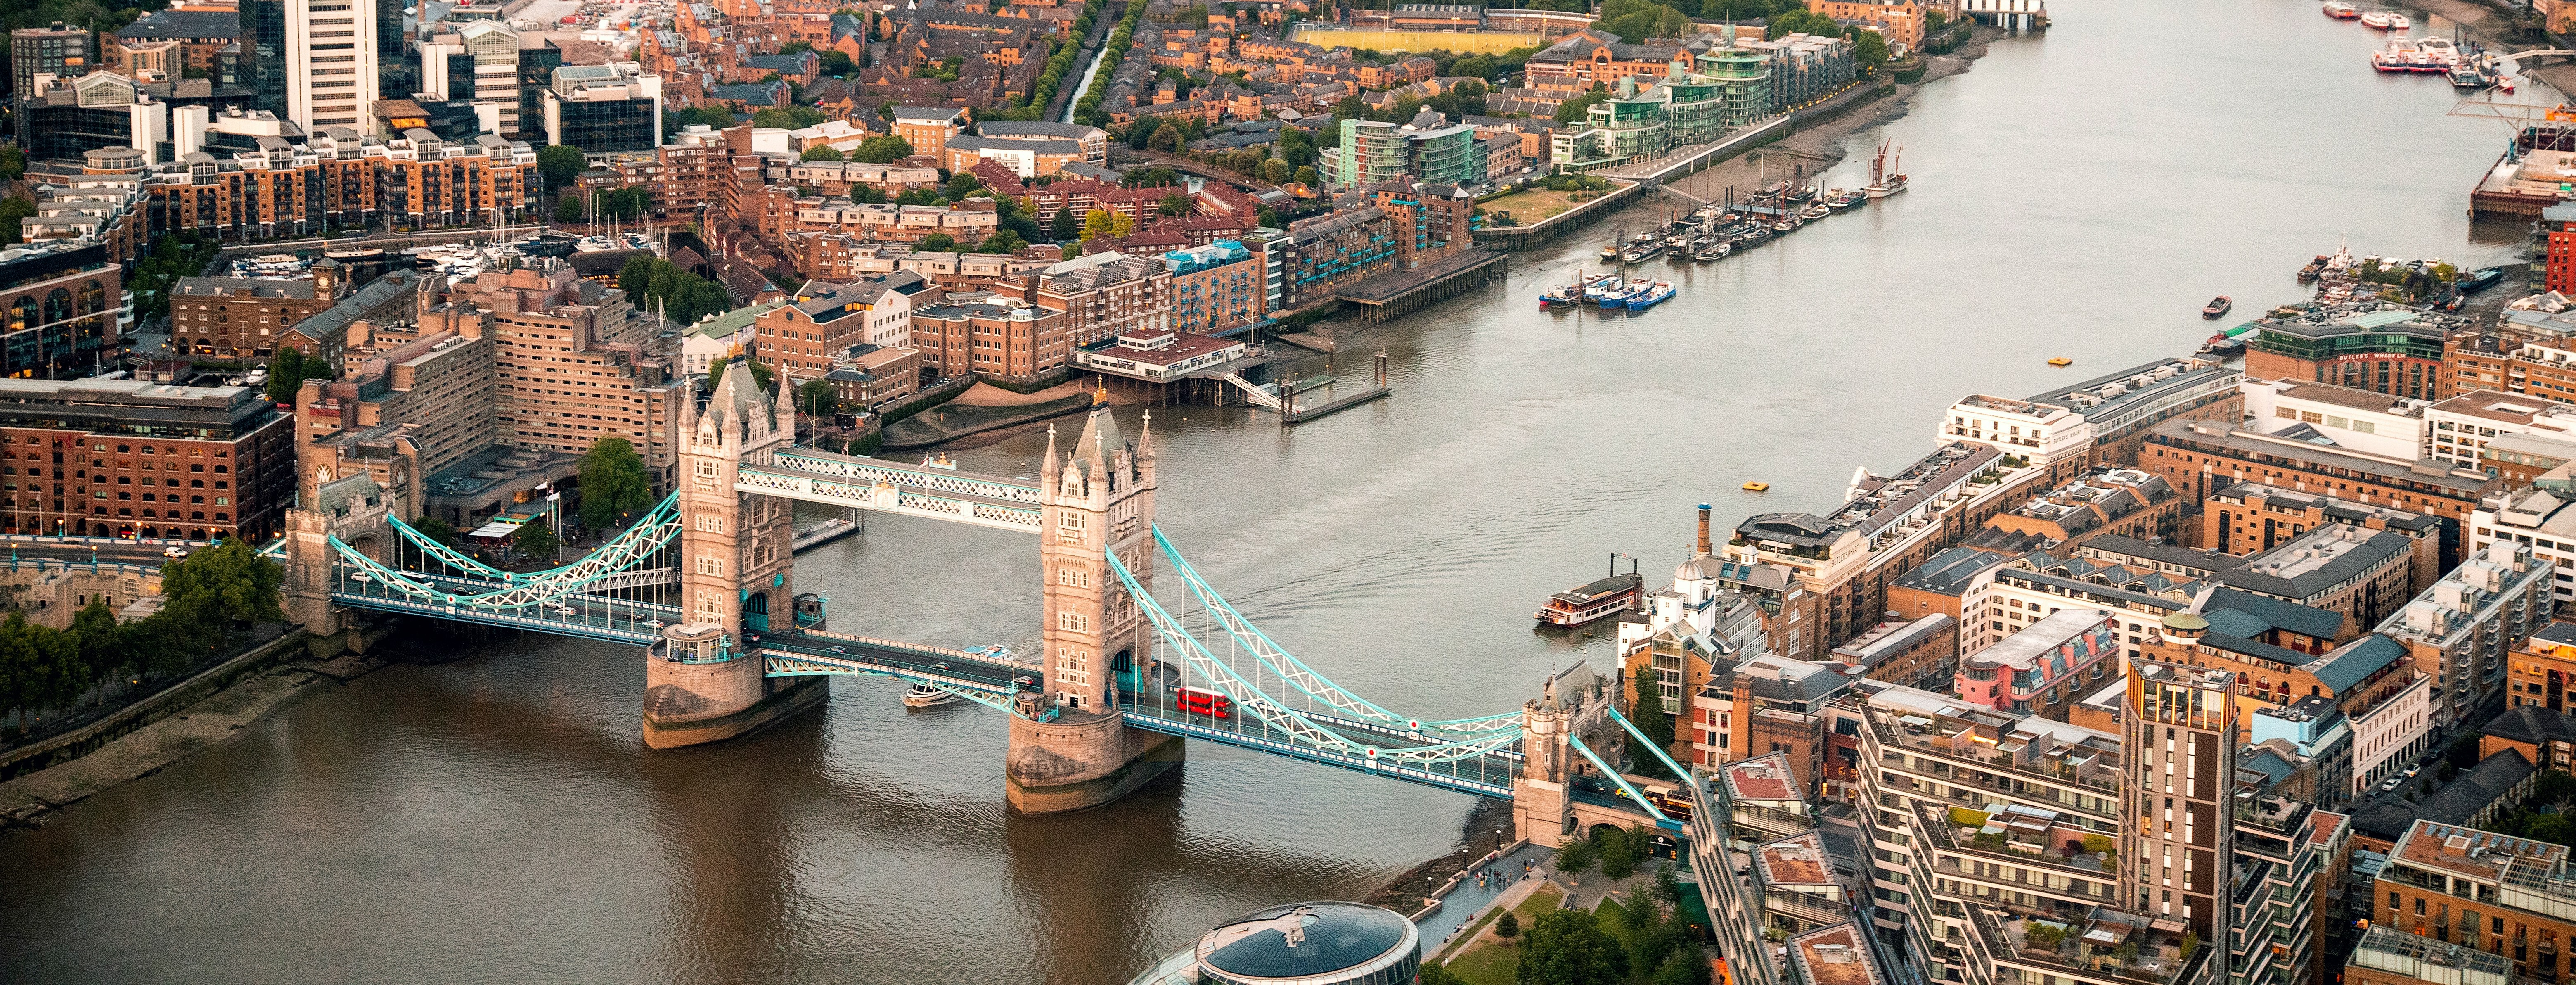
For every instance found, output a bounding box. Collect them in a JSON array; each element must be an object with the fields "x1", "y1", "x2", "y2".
[
  {"x1": 1361, "y1": 796, "x2": 1518, "y2": 910},
  {"x1": 0, "y1": 646, "x2": 387, "y2": 829},
  {"x1": 880, "y1": 384, "x2": 1096, "y2": 450}
]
